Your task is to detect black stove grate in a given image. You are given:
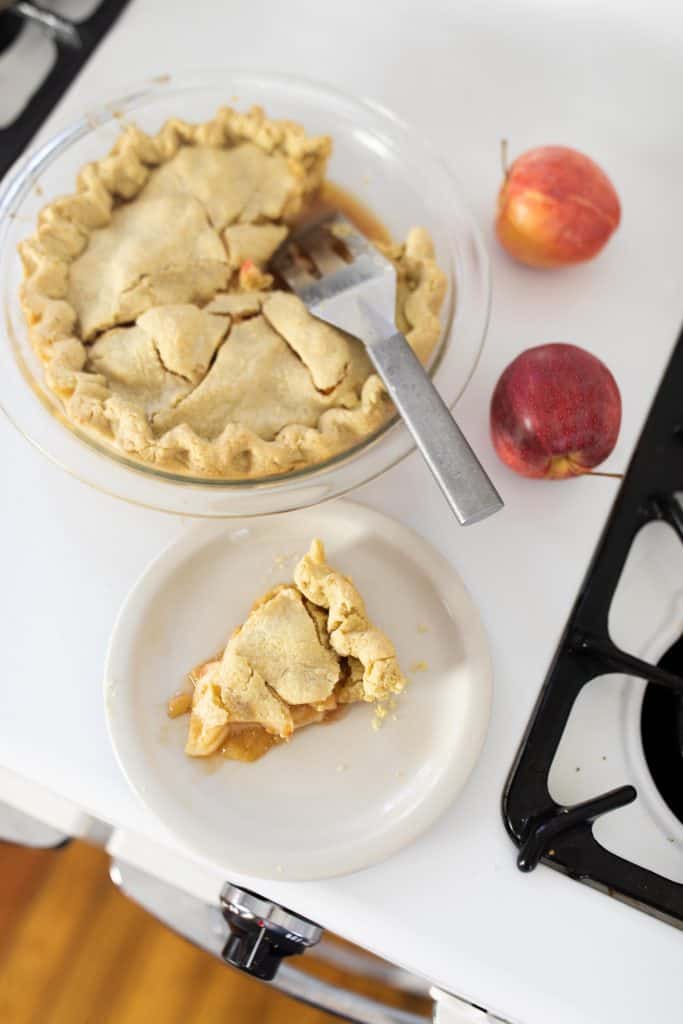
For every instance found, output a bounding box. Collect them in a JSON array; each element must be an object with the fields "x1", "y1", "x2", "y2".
[
  {"x1": 502, "y1": 325, "x2": 683, "y2": 927},
  {"x1": 0, "y1": 0, "x2": 132, "y2": 180},
  {"x1": 641, "y1": 636, "x2": 683, "y2": 827}
]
